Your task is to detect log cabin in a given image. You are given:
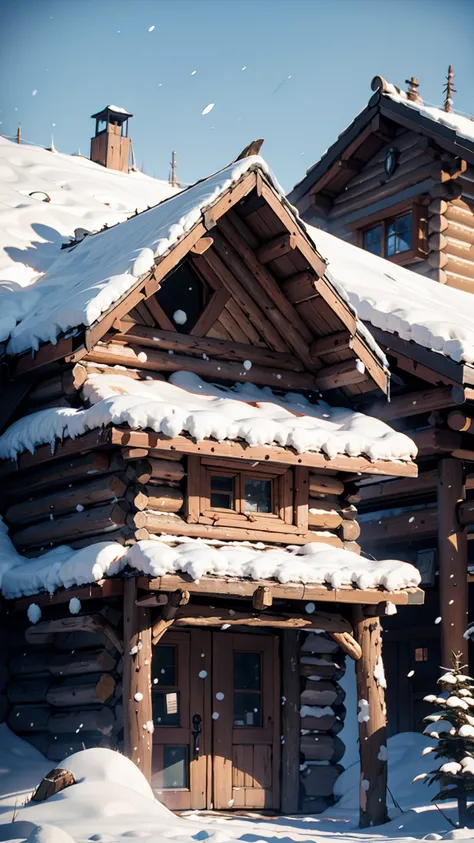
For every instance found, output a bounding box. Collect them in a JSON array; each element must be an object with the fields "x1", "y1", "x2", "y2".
[
  {"x1": 0, "y1": 154, "x2": 424, "y2": 827},
  {"x1": 288, "y1": 78, "x2": 474, "y2": 735},
  {"x1": 289, "y1": 72, "x2": 474, "y2": 293}
]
